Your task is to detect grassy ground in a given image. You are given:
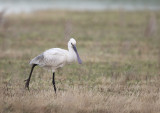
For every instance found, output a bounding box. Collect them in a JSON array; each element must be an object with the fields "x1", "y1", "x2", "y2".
[{"x1": 0, "y1": 10, "x2": 160, "y2": 113}]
